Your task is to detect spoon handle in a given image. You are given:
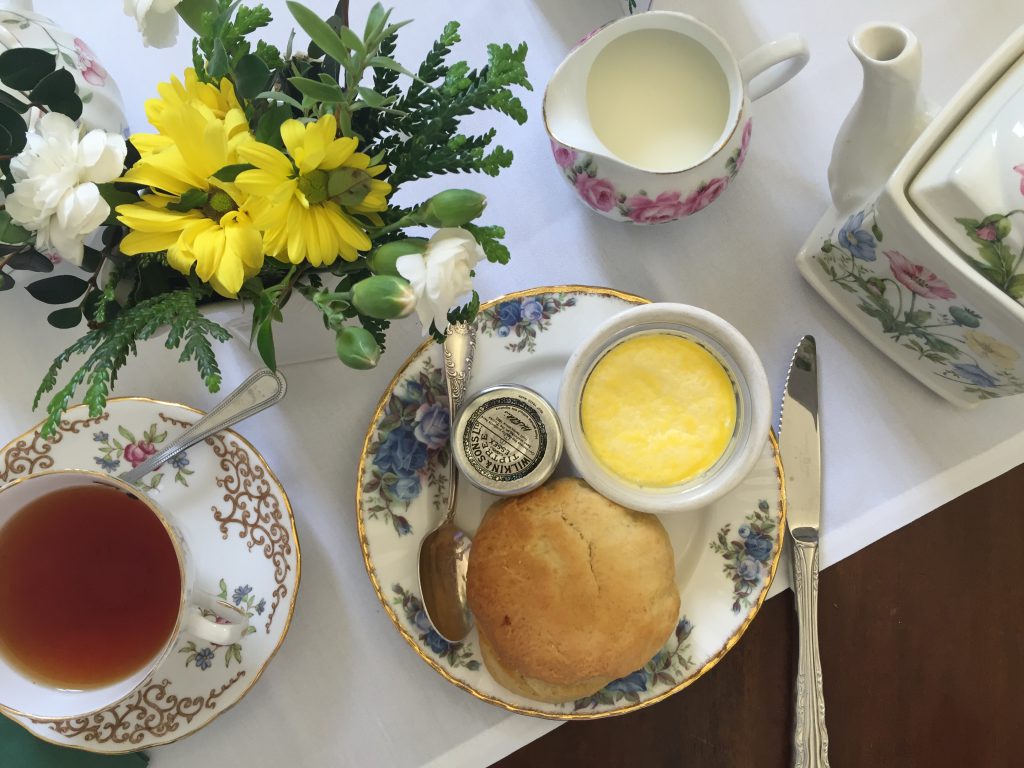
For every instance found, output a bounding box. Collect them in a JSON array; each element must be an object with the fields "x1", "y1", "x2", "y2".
[
  {"x1": 443, "y1": 322, "x2": 476, "y2": 519},
  {"x1": 119, "y1": 369, "x2": 287, "y2": 485}
]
